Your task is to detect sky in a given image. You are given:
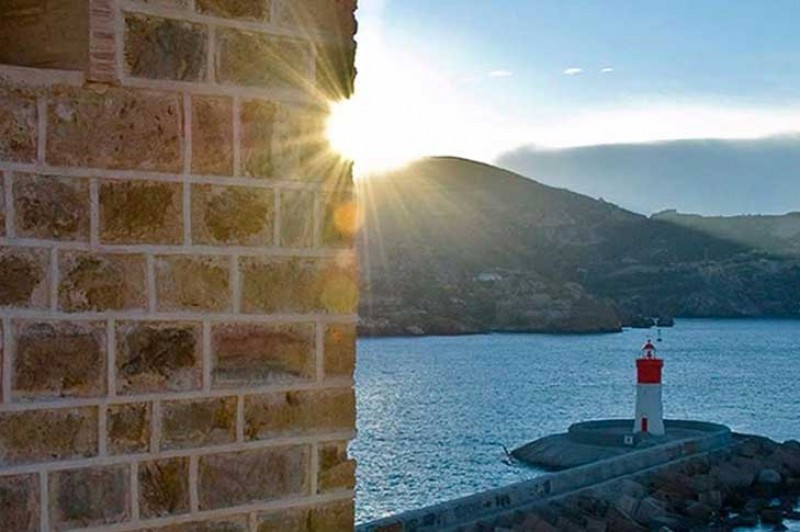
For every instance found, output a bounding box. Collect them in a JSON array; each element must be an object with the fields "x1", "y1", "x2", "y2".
[{"x1": 332, "y1": 1, "x2": 800, "y2": 214}]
